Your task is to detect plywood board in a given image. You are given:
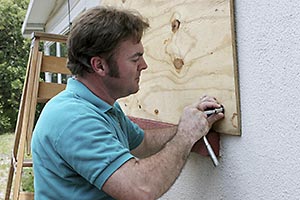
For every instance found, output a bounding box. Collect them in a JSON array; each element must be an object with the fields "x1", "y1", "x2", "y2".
[{"x1": 101, "y1": 0, "x2": 240, "y2": 135}]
